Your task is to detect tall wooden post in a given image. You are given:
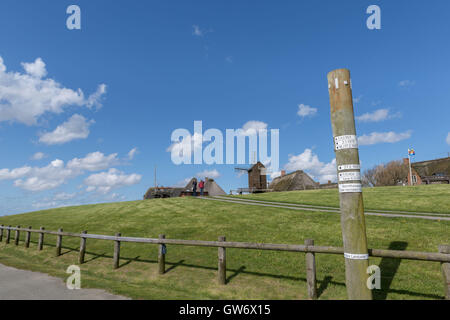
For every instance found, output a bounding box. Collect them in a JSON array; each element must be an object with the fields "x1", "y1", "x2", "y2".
[
  {"x1": 79, "y1": 231, "x2": 87, "y2": 264},
  {"x1": 158, "y1": 234, "x2": 166, "y2": 274},
  {"x1": 14, "y1": 226, "x2": 20, "y2": 245},
  {"x1": 113, "y1": 233, "x2": 121, "y2": 269},
  {"x1": 37, "y1": 227, "x2": 45, "y2": 250},
  {"x1": 6, "y1": 226, "x2": 11, "y2": 244},
  {"x1": 25, "y1": 226, "x2": 31, "y2": 248},
  {"x1": 0, "y1": 225, "x2": 3, "y2": 242},
  {"x1": 305, "y1": 239, "x2": 317, "y2": 300},
  {"x1": 56, "y1": 228, "x2": 63, "y2": 256},
  {"x1": 439, "y1": 245, "x2": 450, "y2": 300},
  {"x1": 327, "y1": 69, "x2": 372, "y2": 300},
  {"x1": 218, "y1": 236, "x2": 227, "y2": 285}
]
